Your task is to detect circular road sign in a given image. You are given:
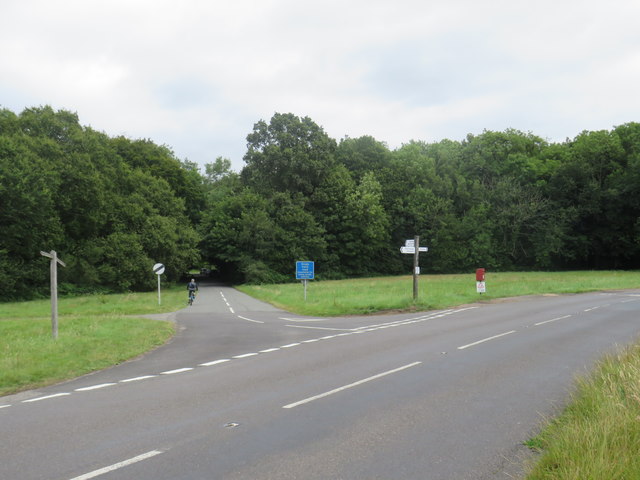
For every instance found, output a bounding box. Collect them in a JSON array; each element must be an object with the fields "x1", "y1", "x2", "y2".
[{"x1": 153, "y1": 263, "x2": 165, "y2": 275}]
